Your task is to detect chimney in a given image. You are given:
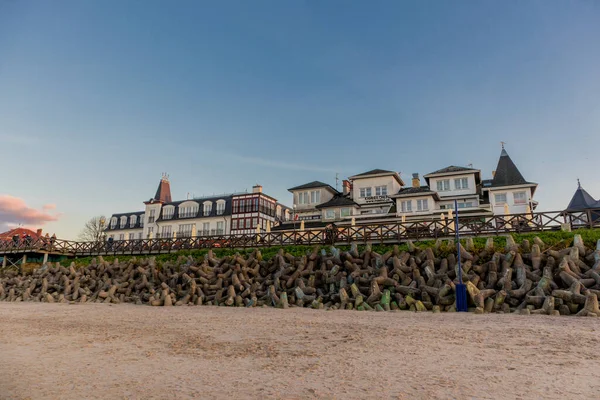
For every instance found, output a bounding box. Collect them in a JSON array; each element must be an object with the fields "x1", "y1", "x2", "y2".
[
  {"x1": 412, "y1": 173, "x2": 420, "y2": 188},
  {"x1": 342, "y1": 180, "x2": 351, "y2": 195},
  {"x1": 36, "y1": 229, "x2": 43, "y2": 237},
  {"x1": 252, "y1": 184, "x2": 263, "y2": 193},
  {"x1": 492, "y1": 170, "x2": 496, "y2": 178}
]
